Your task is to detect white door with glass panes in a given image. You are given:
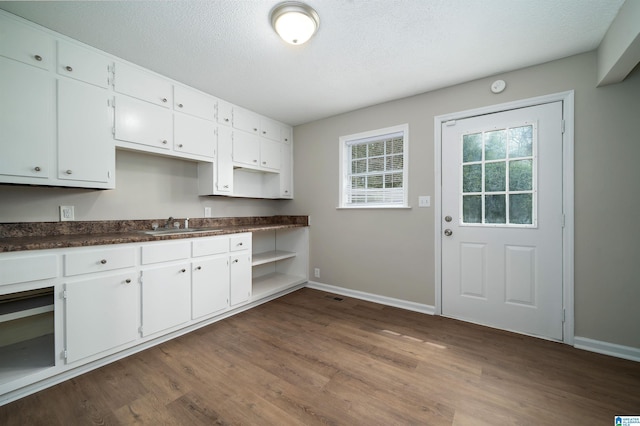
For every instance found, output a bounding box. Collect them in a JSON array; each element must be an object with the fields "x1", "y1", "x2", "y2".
[{"x1": 441, "y1": 101, "x2": 564, "y2": 340}]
